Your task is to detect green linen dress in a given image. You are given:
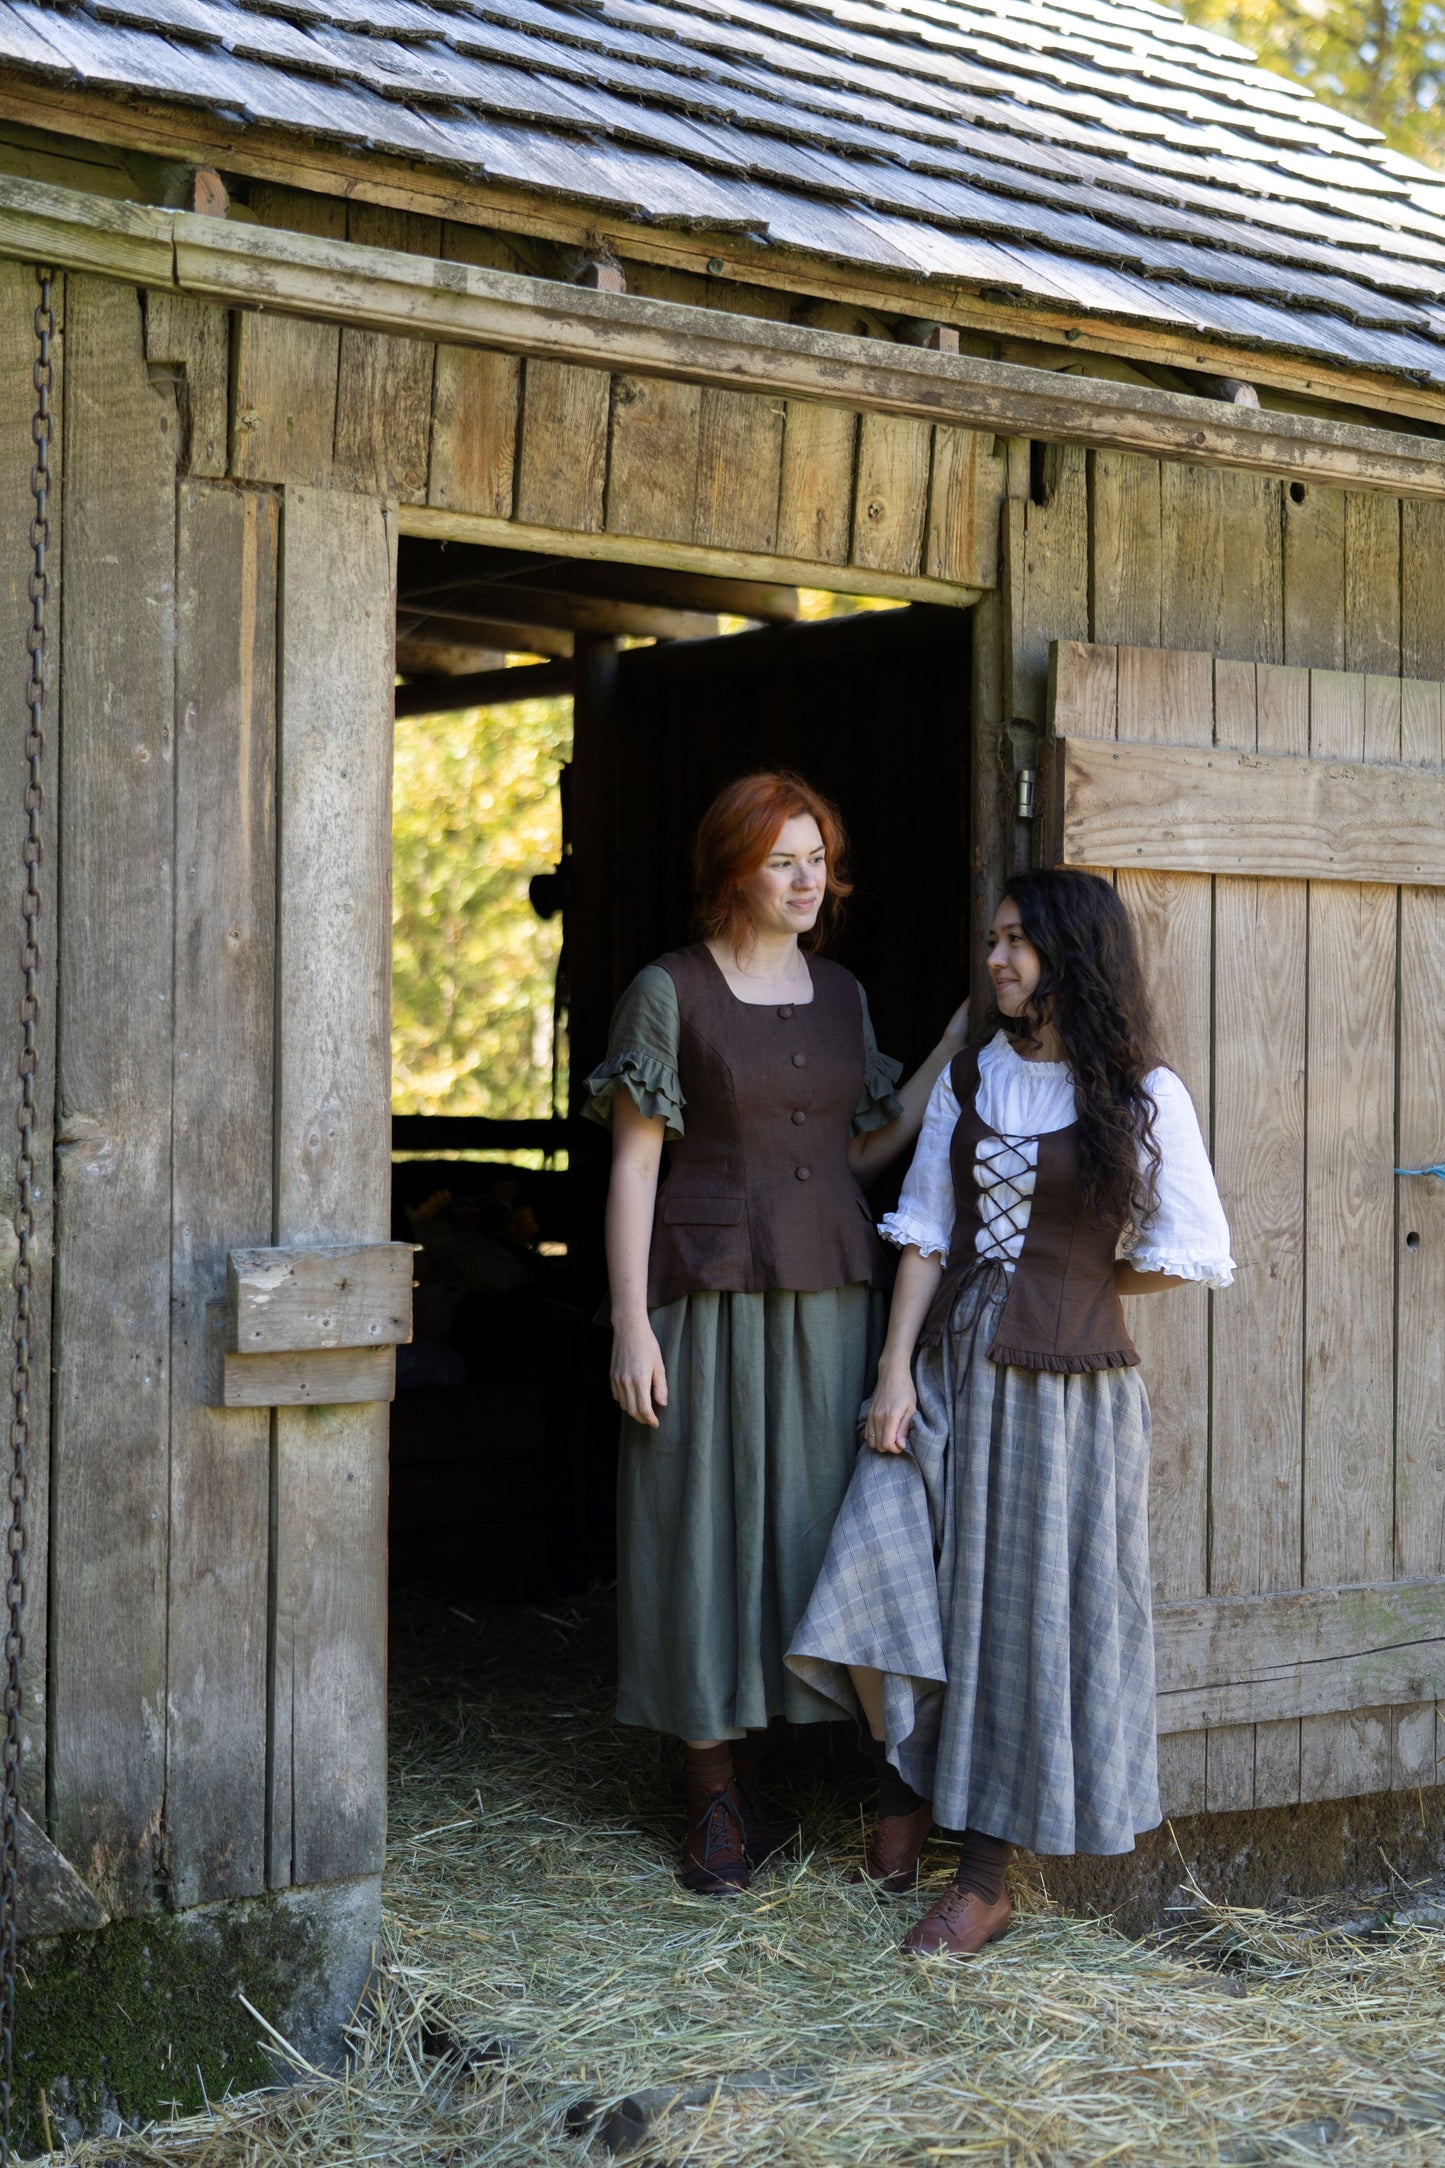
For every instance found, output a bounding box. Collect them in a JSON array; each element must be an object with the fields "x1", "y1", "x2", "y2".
[{"x1": 585, "y1": 962, "x2": 902, "y2": 1741}]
